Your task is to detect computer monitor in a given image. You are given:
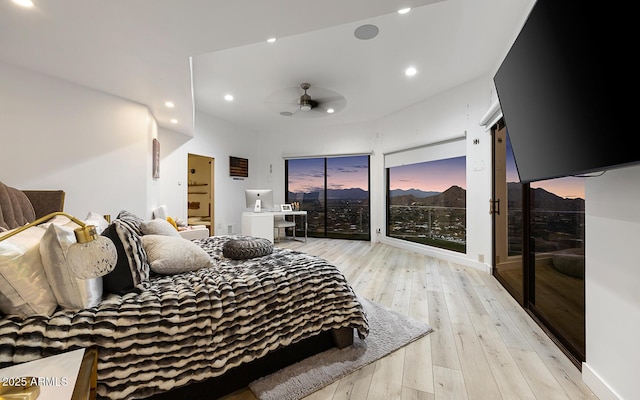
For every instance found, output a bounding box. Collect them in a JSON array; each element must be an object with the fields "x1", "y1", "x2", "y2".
[{"x1": 245, "y1": 189, "x2": 274, "y2": 211}]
